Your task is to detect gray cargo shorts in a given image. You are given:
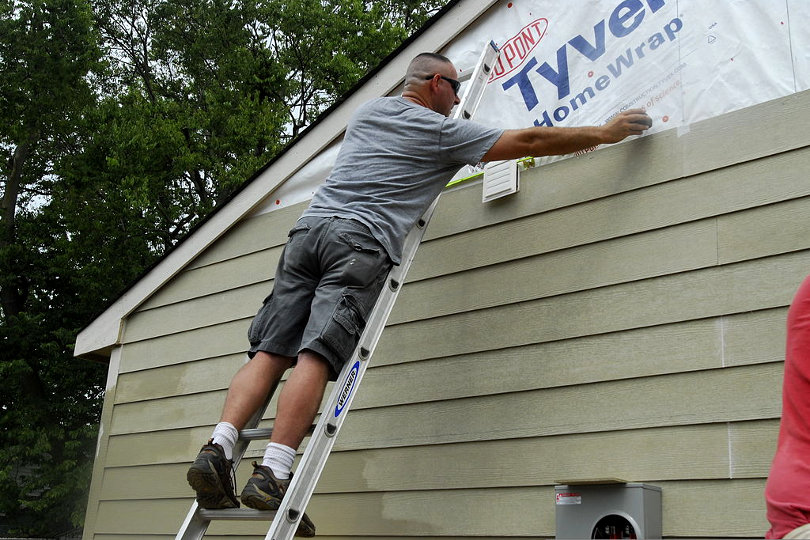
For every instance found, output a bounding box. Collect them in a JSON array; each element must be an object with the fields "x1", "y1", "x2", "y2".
[{"x1": 247, "y1": 216, "x2": 393, "y2": 379}]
